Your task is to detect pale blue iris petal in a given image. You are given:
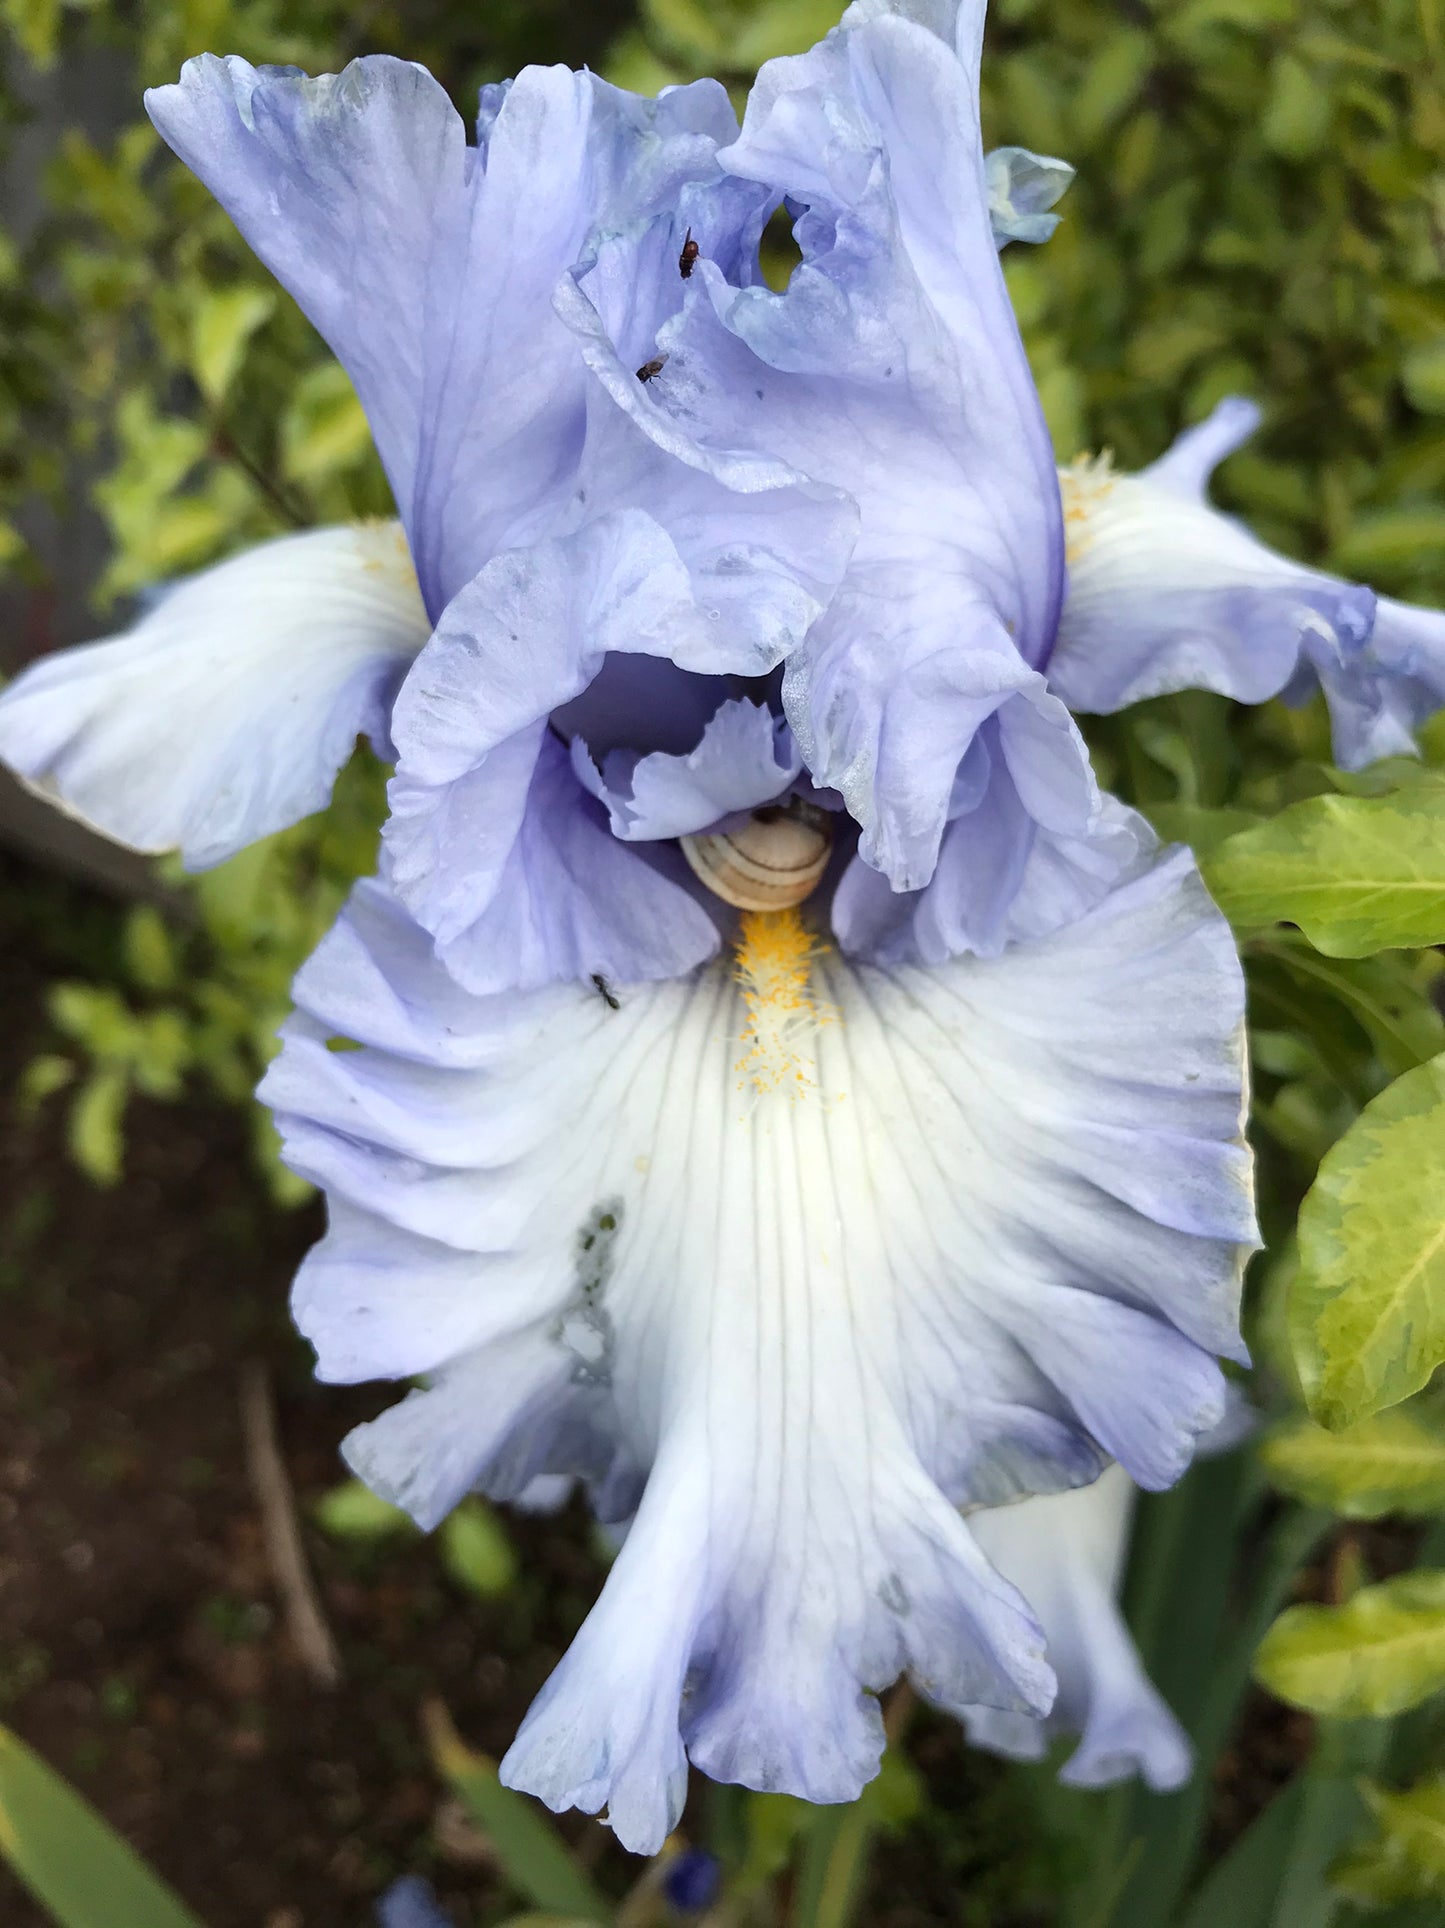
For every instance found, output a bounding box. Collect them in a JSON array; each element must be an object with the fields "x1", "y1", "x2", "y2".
[
  {"x1": 343, "y1": 1330, "x2": 593, "y2": 1530},
  {"x1": 146, "y1": 58, "x2": 750, "y2": 615},
  {"x1": 389, "y1": 729, "x2": 720, "y2": 993},
  {"x1": 0, "y1": 524, "x2": 427, "y2": 869},
  {"x1": 1141, "y1": 395, "x2": 1261, "y2": 497},
  {"x1": 1054, "y1": 394, "x2": 1445, "y2": 768},
  {"x1": 381, "y1": 466, "x2": 837, "y2": 986},
  {"x1": 375, "y1": 1876, "x2": 454, "y2": 1928},
  {"x1": 572, "y1": 0, "x2": 1064, "y2": 893},
  {"x1": 967, "y1": 1468, "x2": 1192, "y2": 1792},
  {"x1": 259, "y1": 839, "x2": 1250, "y2": 1848},
  {"x1": 1313, "y1": 595, "x2": 1445, "y2": 768},
  {"x1": 573, "y1": 696, "x2": 802, "y2": 840},
  {"x1": 985, "y1": 144, "x2": 1075, "y2": 248},
  {"x1": 832, "y1": 684, "x2": 1108, "y2": 965},
  {"x1": 1051, "y1": 413, "x2": 1378, "y2": 712}
]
